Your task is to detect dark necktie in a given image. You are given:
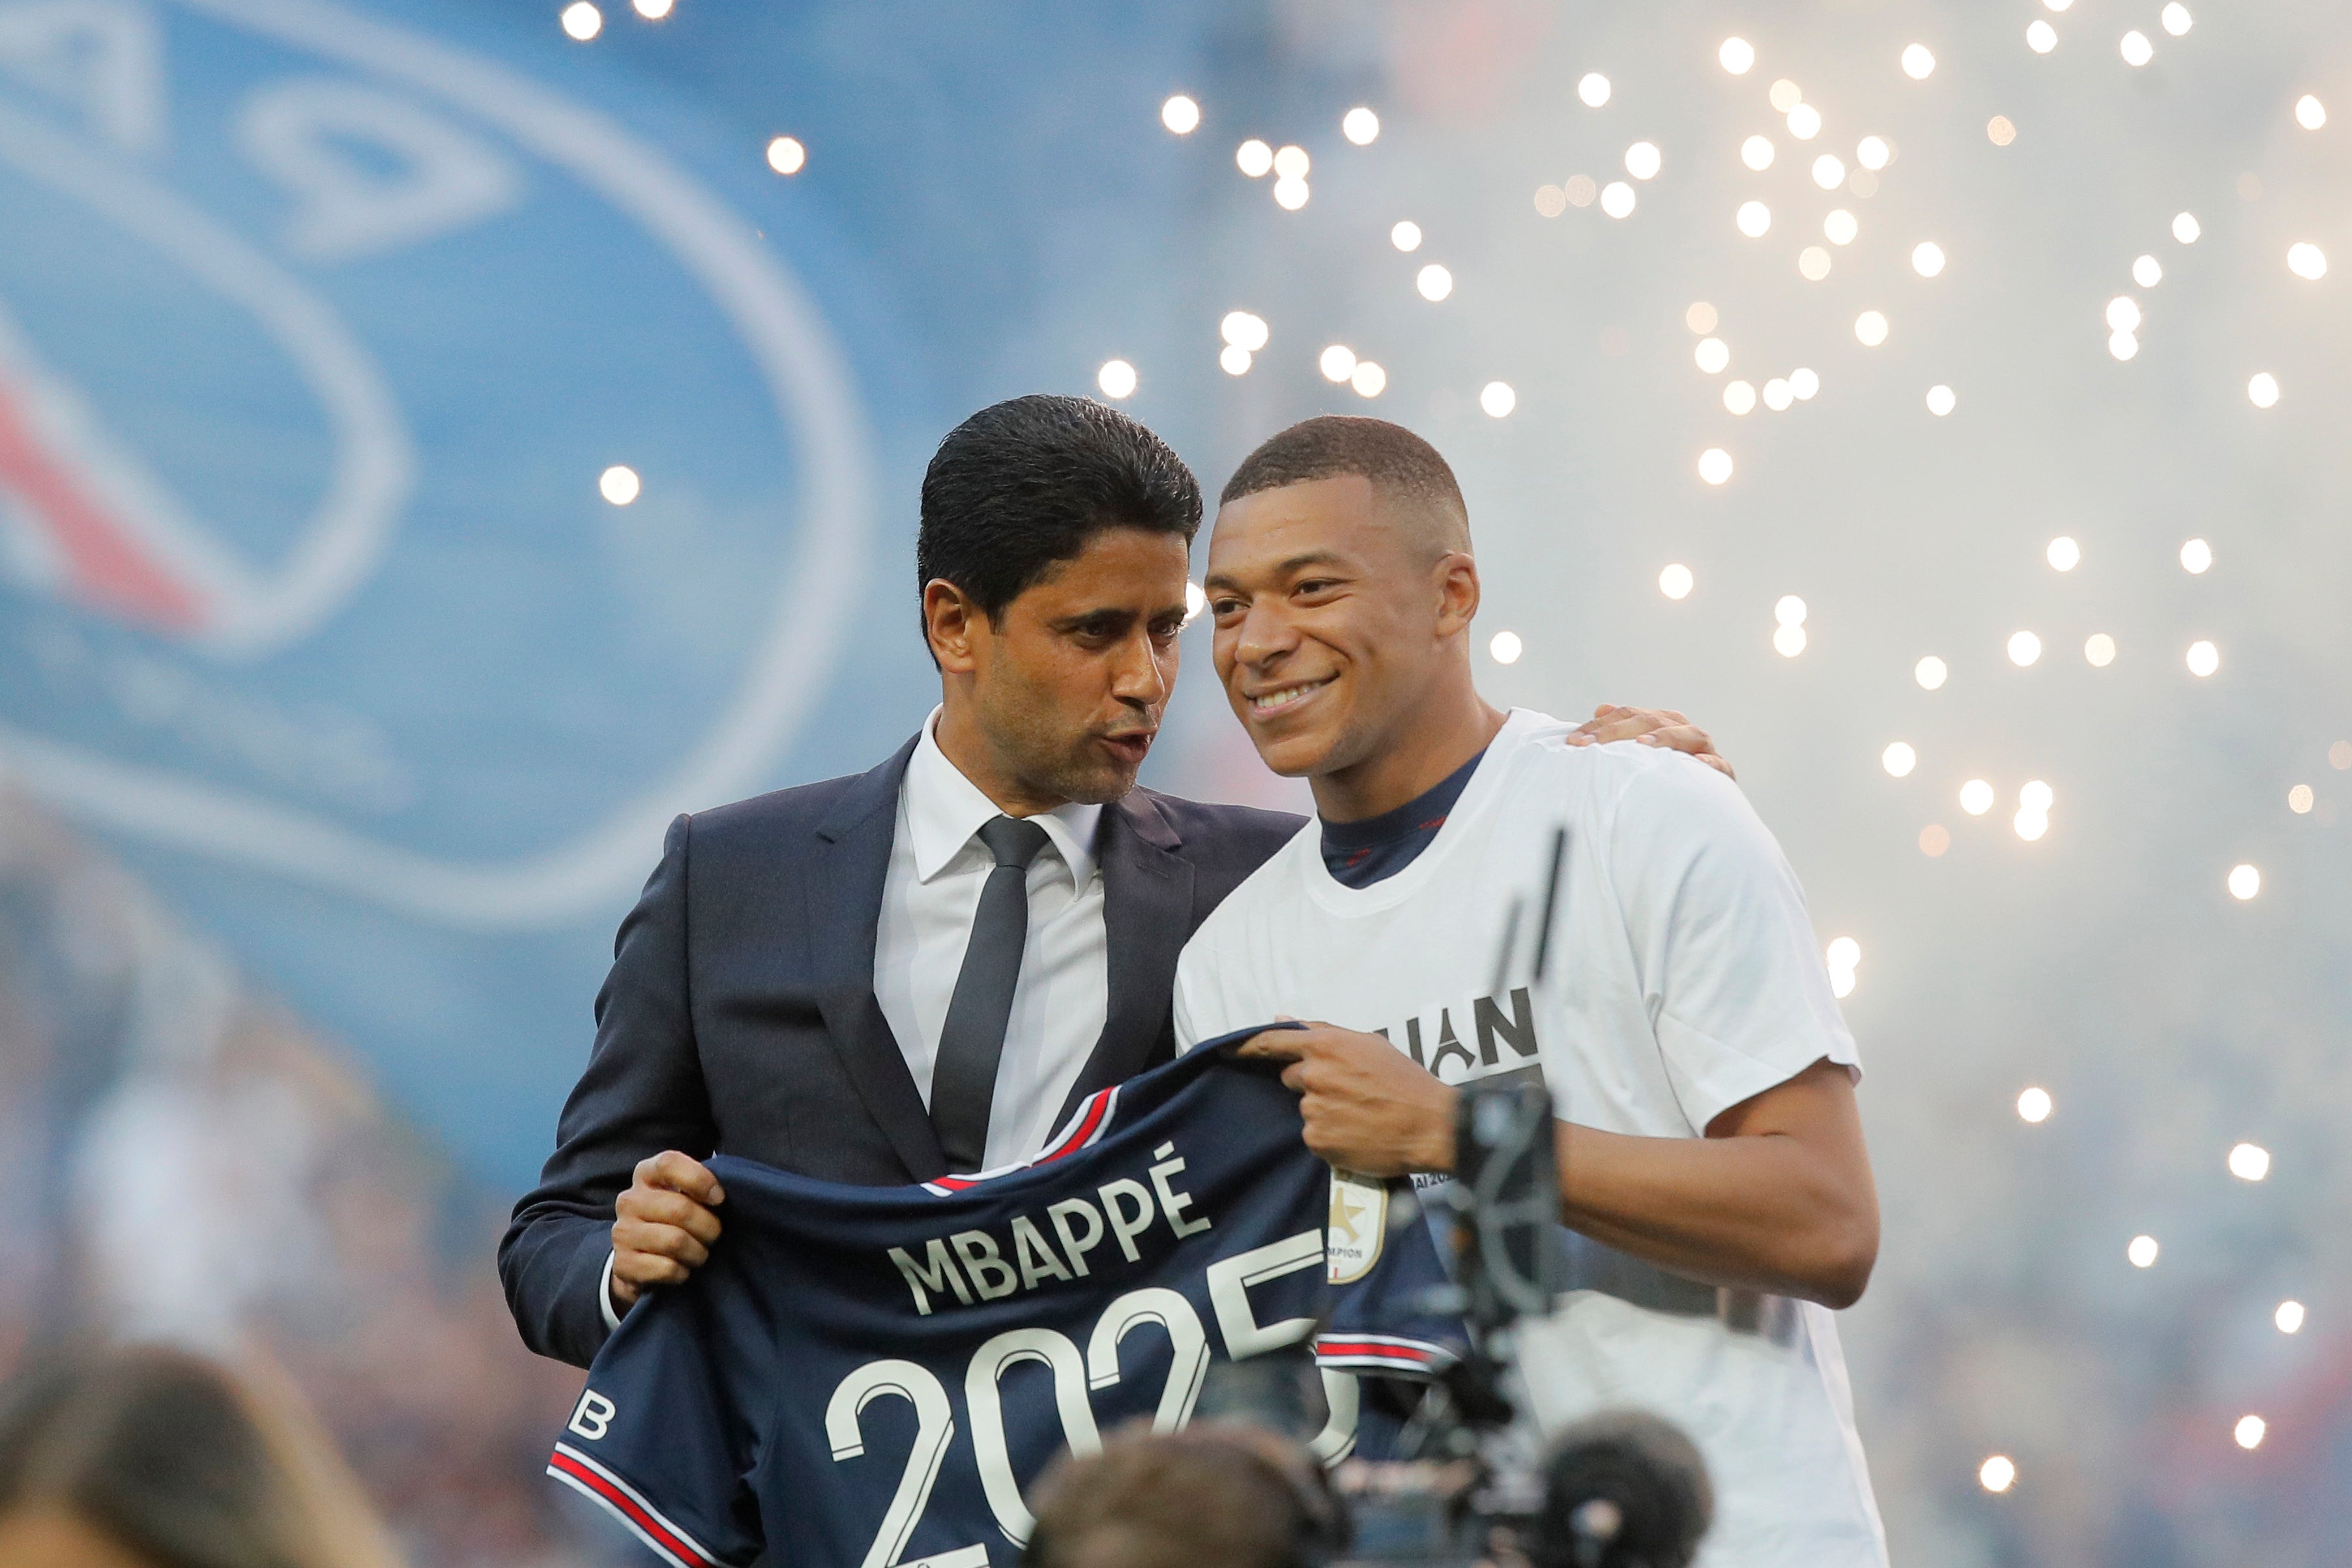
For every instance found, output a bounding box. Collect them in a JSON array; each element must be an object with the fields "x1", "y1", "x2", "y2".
[{"x1": 930, "y1": 814, "x2": 1053, "y2": 1172}]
